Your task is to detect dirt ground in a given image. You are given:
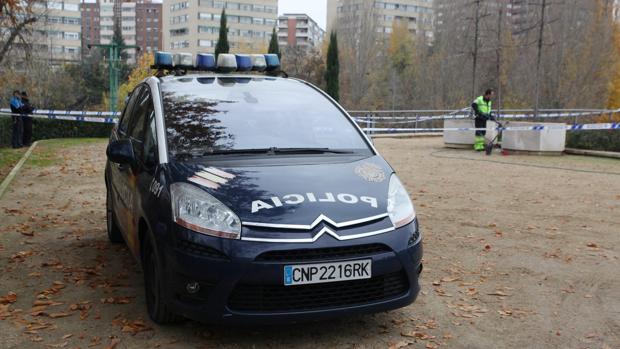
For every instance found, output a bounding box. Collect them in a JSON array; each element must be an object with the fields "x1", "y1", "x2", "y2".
[{"x1": 1, "y1": 137, "x2": 619, "y2": 349}]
